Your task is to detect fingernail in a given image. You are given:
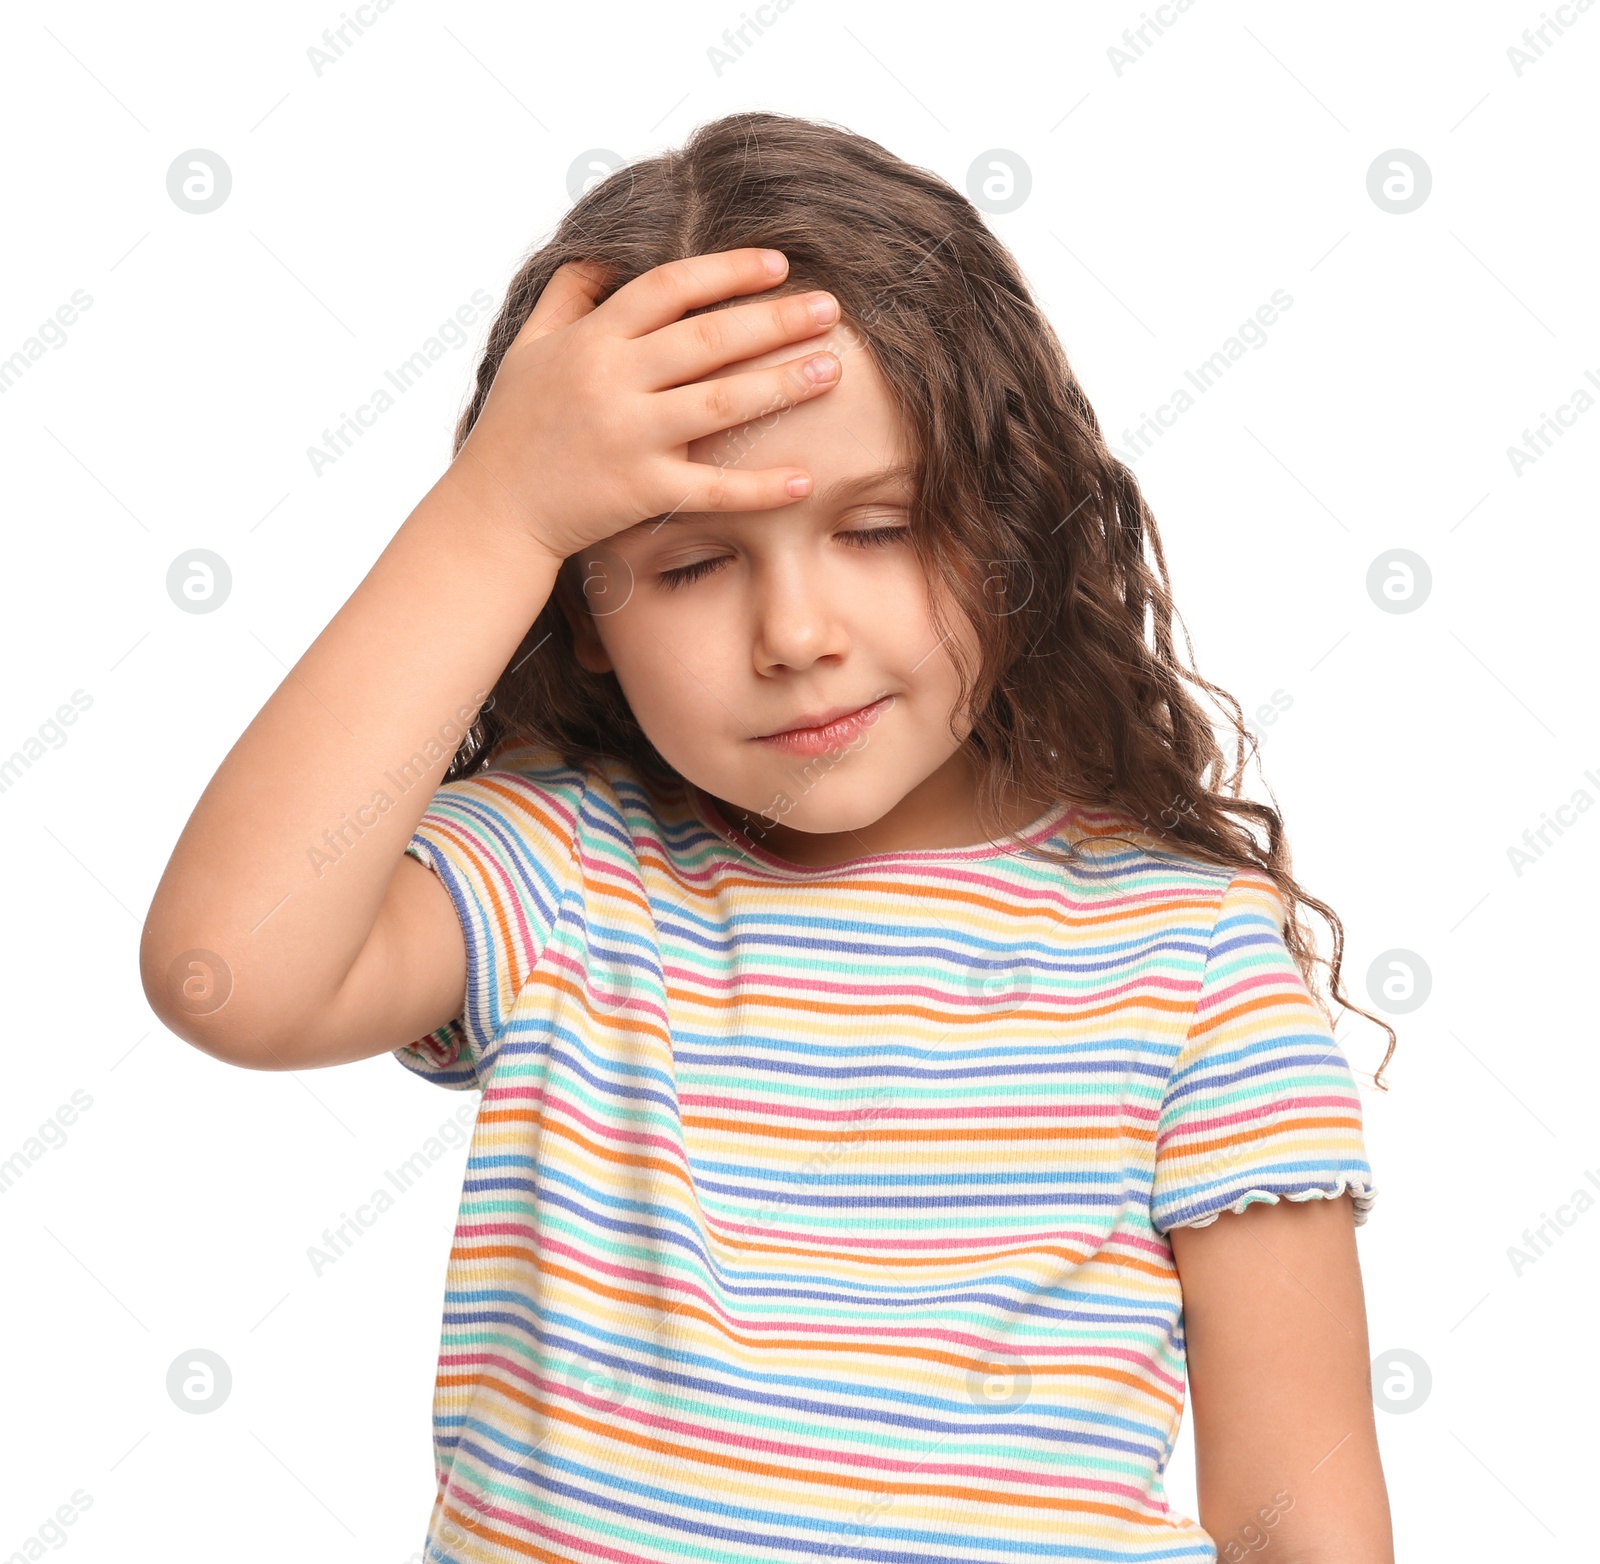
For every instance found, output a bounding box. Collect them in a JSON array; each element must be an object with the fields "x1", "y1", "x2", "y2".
[
  {"x1": 760, "y1": 249, "x2": 787, "y2": 276},
  {"x1": 809, "y1": 293, "x2": 839, "y2": 324},
  {"x1": 804, "y1": 354, "x2": 838, "y2": 383},
  {"x1": 786, "y1": 475, "x2": 813, "y2": 497}
]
